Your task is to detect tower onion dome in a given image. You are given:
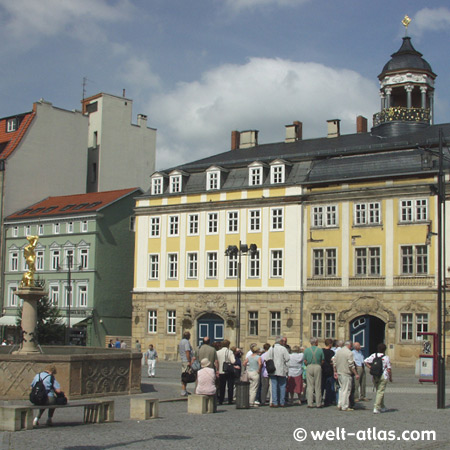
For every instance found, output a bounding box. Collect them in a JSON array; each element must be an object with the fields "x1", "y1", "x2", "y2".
[{"x1": 379, "y1": 37, "x2": 435, "y2": 79}]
